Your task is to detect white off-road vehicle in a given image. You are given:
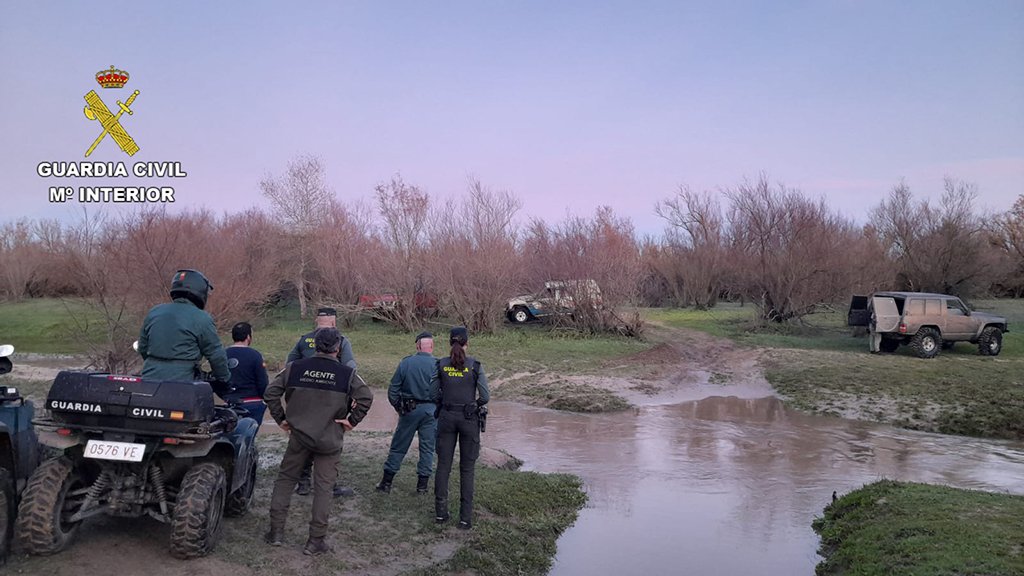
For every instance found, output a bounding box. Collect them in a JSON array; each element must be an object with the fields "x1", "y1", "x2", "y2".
[{"x1": 506, "y1": 280, "x2": 602, "y2": 324}]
